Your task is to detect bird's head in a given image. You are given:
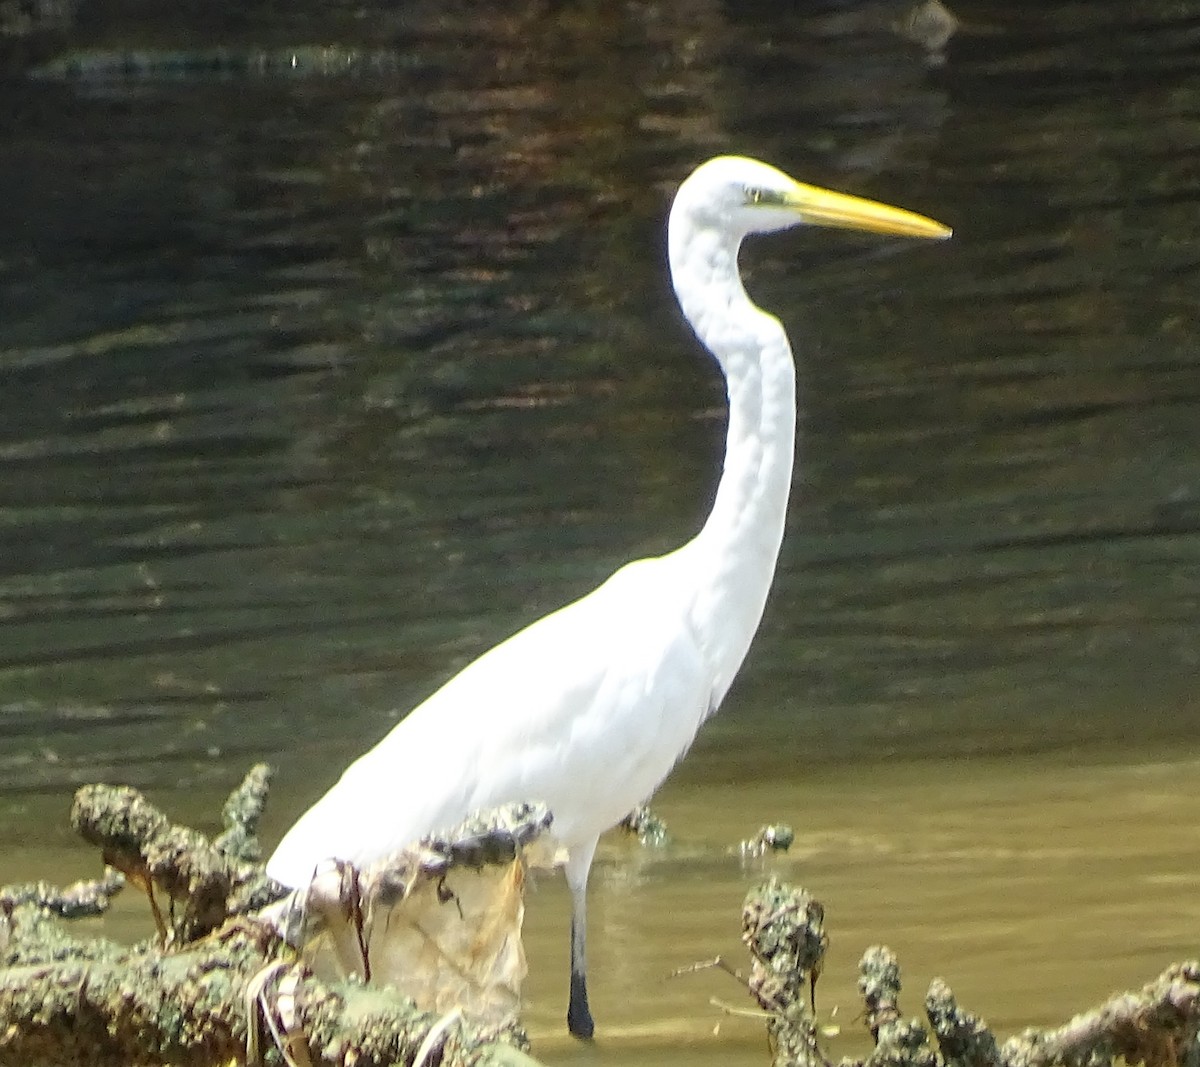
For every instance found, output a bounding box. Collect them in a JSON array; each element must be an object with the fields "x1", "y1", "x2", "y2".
[{"x1": 674, "y1": 155, "x2": 951, "y2": 241}]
